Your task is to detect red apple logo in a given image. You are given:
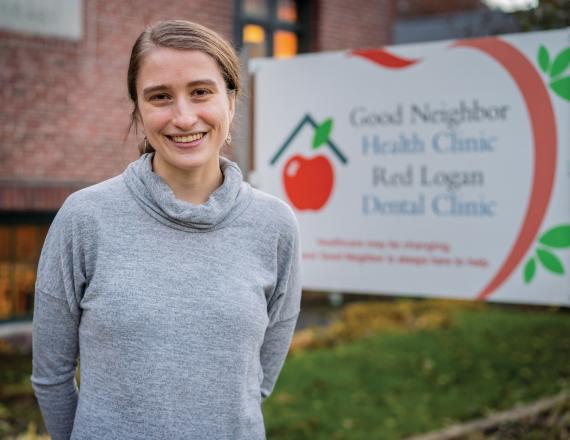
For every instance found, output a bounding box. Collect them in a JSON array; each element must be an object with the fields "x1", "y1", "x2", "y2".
[
  {"x1": 271, "y1": 115, "x2": 348, "y2": 212},
  {"x1": 283, "y1": 154, "x2": 334, "y2": 210}
]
